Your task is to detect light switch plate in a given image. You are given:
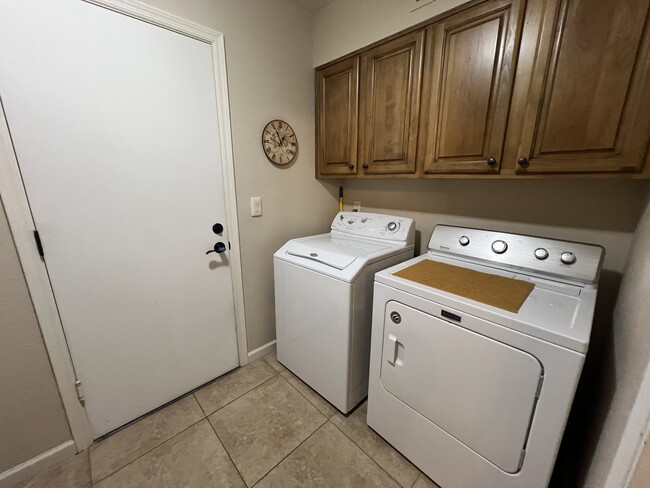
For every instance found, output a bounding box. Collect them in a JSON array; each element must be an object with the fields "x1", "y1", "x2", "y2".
[{"x1": 250, "y1": 196, "x2": 262, "y2": 217}]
